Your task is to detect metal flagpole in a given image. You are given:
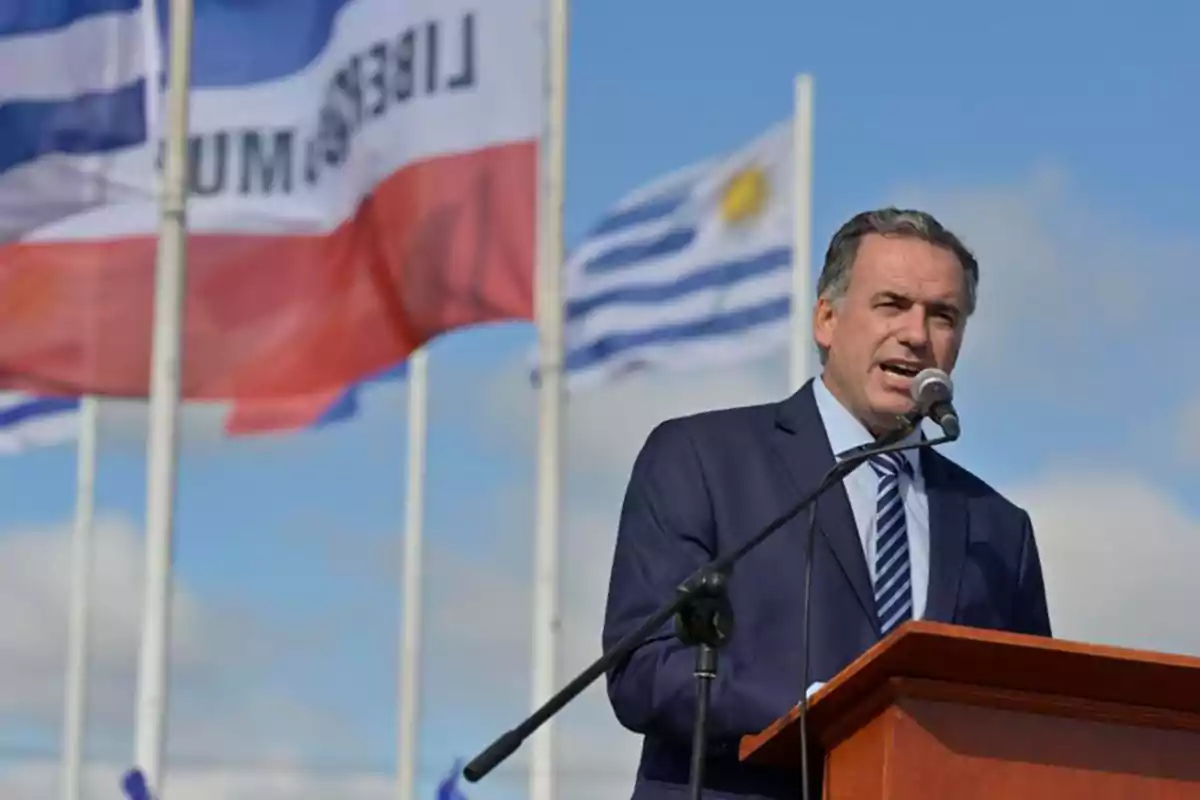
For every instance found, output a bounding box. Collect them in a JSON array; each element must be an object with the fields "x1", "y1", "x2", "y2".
[
  {"x1": 530, "y1": 1, "x2": 569, "y2": 799},
  {"x1": 61, "y1": 396, "x2": 99, "y2": 800},
  {"x1": 396, "y1": 348, "x2": 428, "y2": 800},
  {"x1": 61, "y1": 11, "x2": 139, "y2": 792},
  {"x1": 789, "y1": 73, "x2": 815, "y2": 392},
  {"x1": 132, "y1": 0, "x2": 194, "y2": 793}
]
